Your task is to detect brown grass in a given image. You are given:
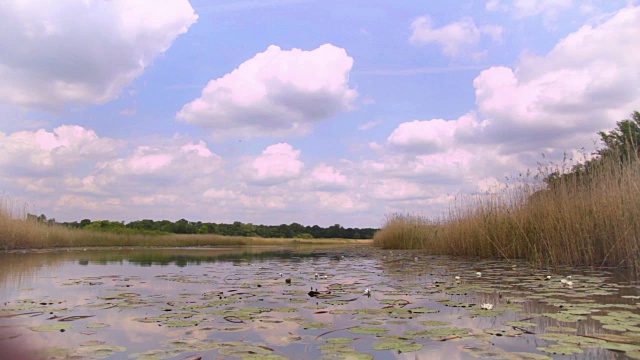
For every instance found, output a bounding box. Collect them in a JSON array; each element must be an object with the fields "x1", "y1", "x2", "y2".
[
  {"x1": 0, "y1": 200, "x2": 369, "y2": 250},
  {"x1": 374, "y1": 154, "x2": 640, "y2": 269}
]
